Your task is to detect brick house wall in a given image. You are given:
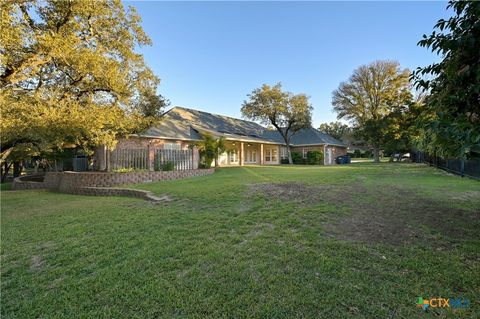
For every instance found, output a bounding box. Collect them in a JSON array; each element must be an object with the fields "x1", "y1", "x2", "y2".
[
  {"x1": 115, "y1": 137, "x2": 192, "y2": 150},
  {"x1": 291, "y1": 145, "x2": 347, "y2": 165}
]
